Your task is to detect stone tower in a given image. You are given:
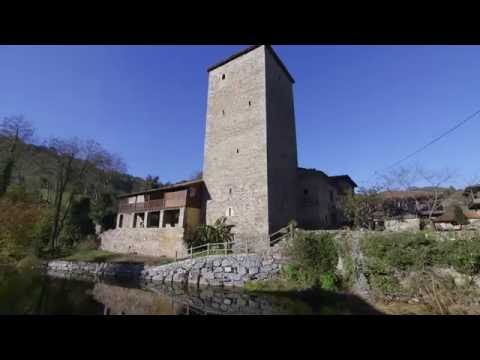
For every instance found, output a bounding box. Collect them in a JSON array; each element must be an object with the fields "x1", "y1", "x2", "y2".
[{"x1": 202, "y1": 45, "x2": 298, "y2": 251}]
